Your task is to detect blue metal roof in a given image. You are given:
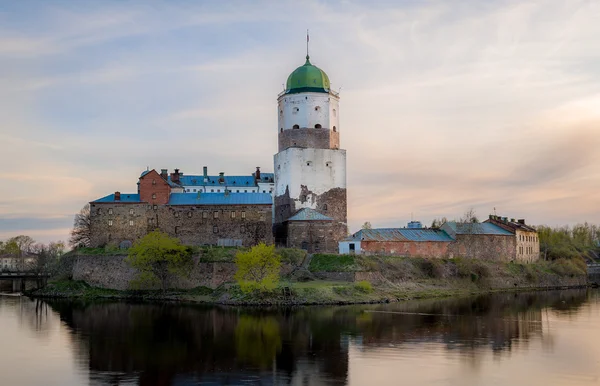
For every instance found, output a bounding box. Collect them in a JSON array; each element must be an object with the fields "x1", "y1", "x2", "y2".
[
  {"x1": 442, "y1": 221, "x2": 513, "y2": 236},
  {"x1": 174, "y1": 175, "x2": 258, "y2": 187},
  {"x1": 167, "y1": 192, "x2": 272, "y2": 206},
  {"x1": 344, "y1": 228, "x2": 454, "y2": 242},
  {"x1": 287, "y1": 208, "x2": 333, "y2": 221},
  {"x1": 93, "y1": 193, "x2": 141, "y2": 203}
]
